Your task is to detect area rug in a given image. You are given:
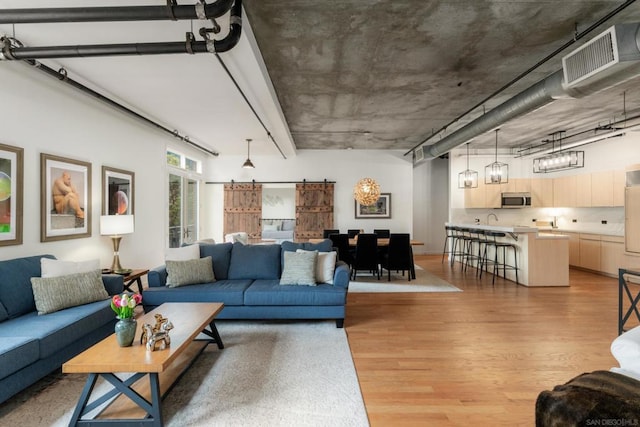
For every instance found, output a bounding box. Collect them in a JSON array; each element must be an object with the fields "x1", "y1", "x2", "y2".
[
  {"x1": 0, "y1": 321, "x2": 369, "y2": 427},
  {"x1": 349, "y1": 266, "x2": 462, "y2": 293}
]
